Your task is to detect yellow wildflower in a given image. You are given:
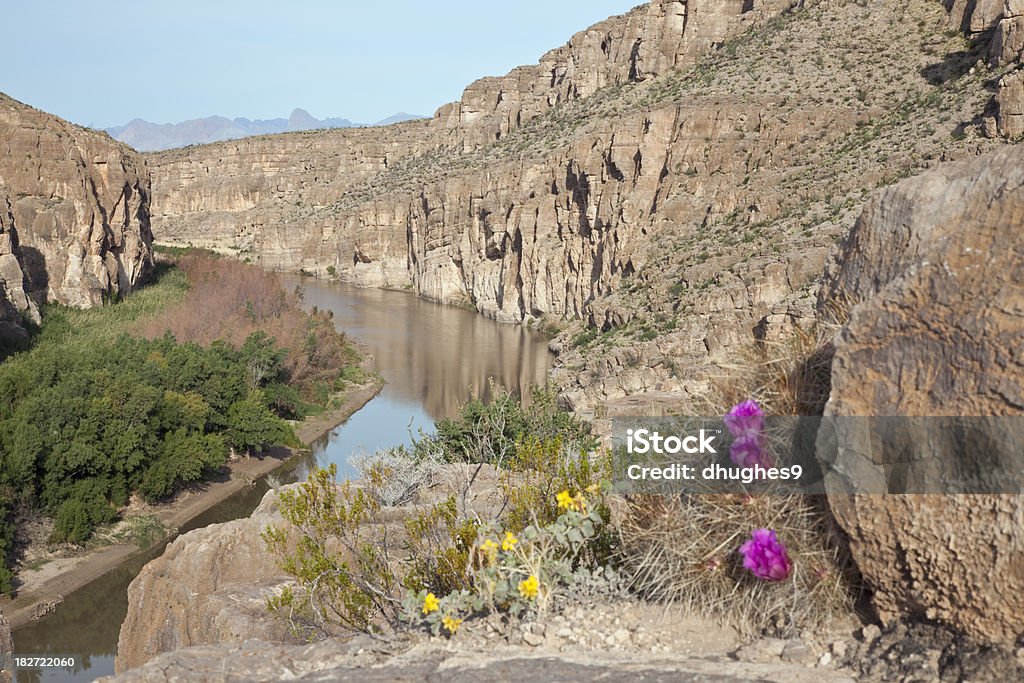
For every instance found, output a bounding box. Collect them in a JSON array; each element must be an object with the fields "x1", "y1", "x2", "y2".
[
  {"x1": 518, "y1": 574, "x2": 540, "y2": 599},
  {"x1": 501, "y1": 531, "x2": 518, "y2": 552},
  {"x1": 556, "y1": 489, "x2": 586, "y2": 513},
  {"x1": 480, "y1": 538, "x2": 499, "y2": 565},
  {"x1": 422, "y1": 592, "x2": 439, "y2": 615},
  {"x1": 442, "y1": 615, "x2": 463, "y2": 634}
]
